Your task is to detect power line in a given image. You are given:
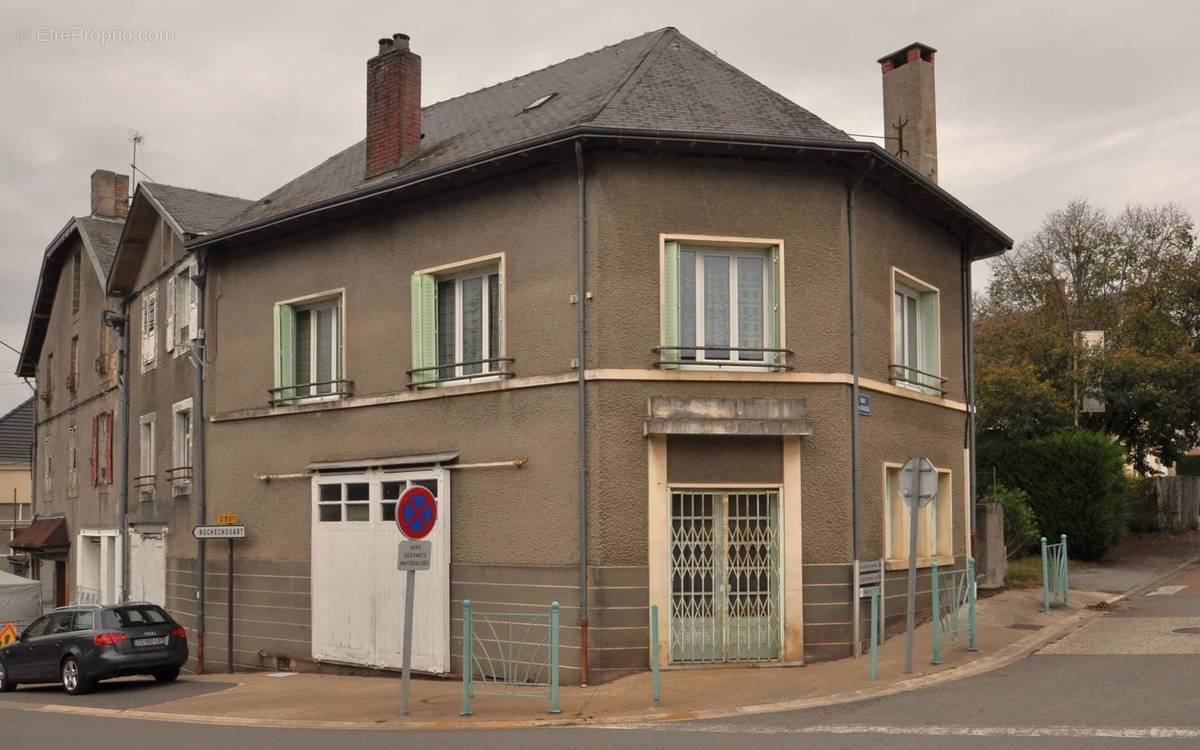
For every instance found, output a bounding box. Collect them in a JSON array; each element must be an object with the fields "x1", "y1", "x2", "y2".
[{"x1": 0, "y1": 338, "x2": 21, "y2": 356}]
